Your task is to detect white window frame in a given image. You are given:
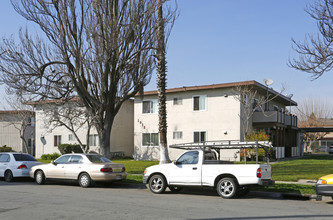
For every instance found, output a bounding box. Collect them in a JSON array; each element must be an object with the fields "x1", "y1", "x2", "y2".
[
  {"x1": 54, "y1": 135, "x2": 62, "y2": 147},
  {"x1": 173, "y1": 131, "x2": 183, "y2": 140},
  {"x1": 68, "y1": 134, "x2": 74, "y2": 141},
  {"x1": 88, "y1": 134, "x2": 99, "y2": 147},
  {"x1": 193, "y1": 131, "x2": 207, "y2": 143},
  {"x1": 142, "y1": 133, "x2": 159, "y2": 147},
  {"x1": 192, "y1": 95, "x2": 207, "y2": 111},
  {"x1": 173, "y1": 97, "x2": 183, "y2": 105},
  {"x1": 142, "y1": 99, "x2": 158, "y2": 114}
]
